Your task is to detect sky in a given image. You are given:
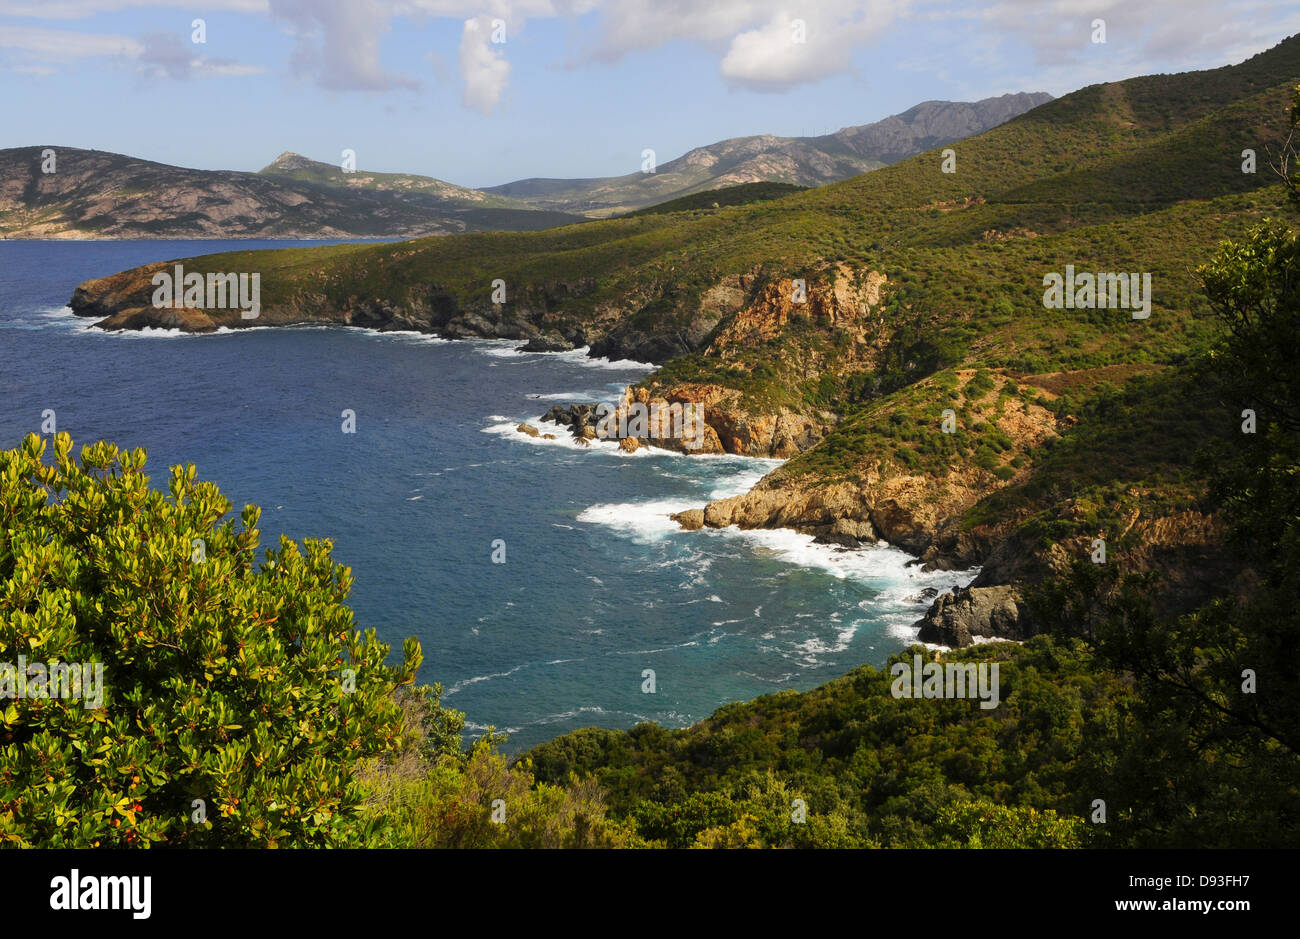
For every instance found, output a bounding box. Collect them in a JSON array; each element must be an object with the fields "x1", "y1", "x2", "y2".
[{"x1": 1, "y1": 1, "x2": 1298, "y2": 189}]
